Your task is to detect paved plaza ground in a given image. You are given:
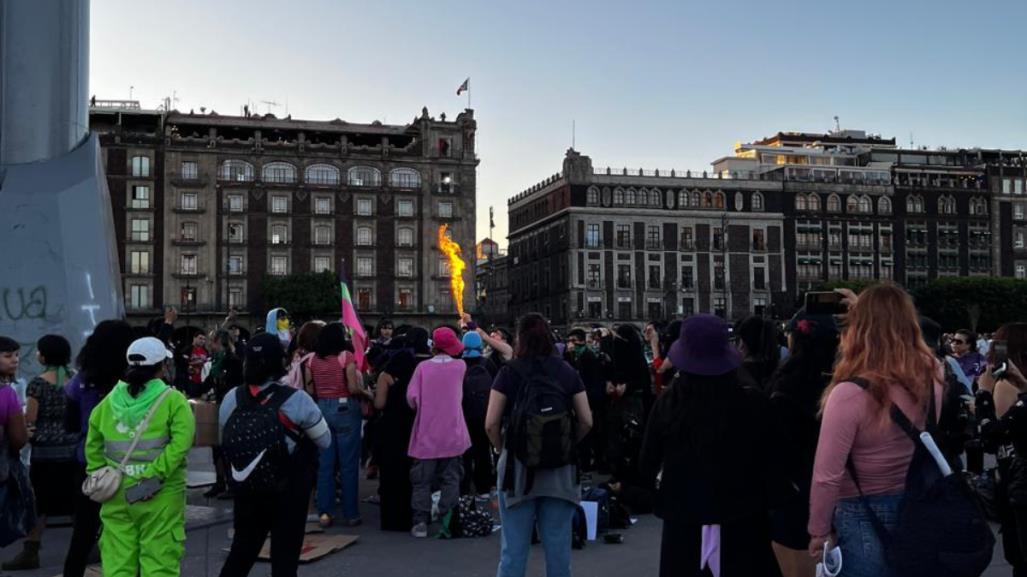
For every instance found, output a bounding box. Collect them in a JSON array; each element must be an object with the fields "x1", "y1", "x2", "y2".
[{"x1": 0, "y1": 448, "x2": 1014, "y2": 576}]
